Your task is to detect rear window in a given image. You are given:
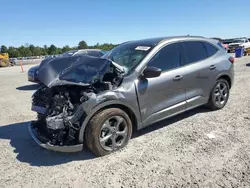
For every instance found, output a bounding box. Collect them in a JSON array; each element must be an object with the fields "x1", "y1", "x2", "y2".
[
  {"x1": 87, "y1": 51, "x2": 101, "y2": 57},
  {"x1": 181, "y1": 41, "x2": 207, "y2": 65},
  {"x1": 203, "y1": 42, "x2": 218, "y2": 57},
  {"x1": 62, "y1": 50, "x2": 78, "y2": 57}
]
